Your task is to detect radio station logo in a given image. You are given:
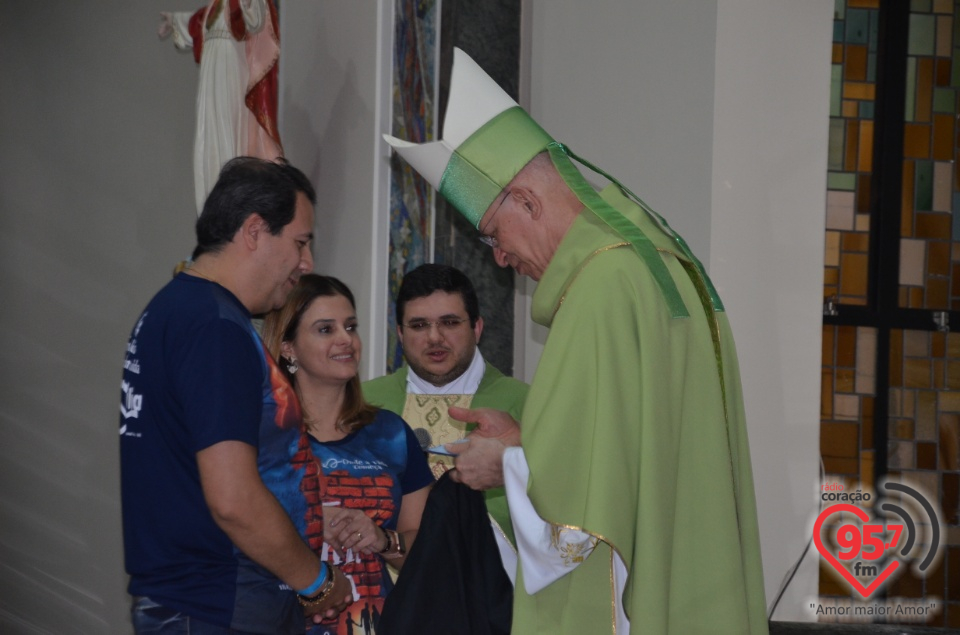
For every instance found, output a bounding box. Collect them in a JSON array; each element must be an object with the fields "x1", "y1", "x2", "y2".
[{"x1": 814, "y1": 479, "x2": 942, "y2": 600}]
